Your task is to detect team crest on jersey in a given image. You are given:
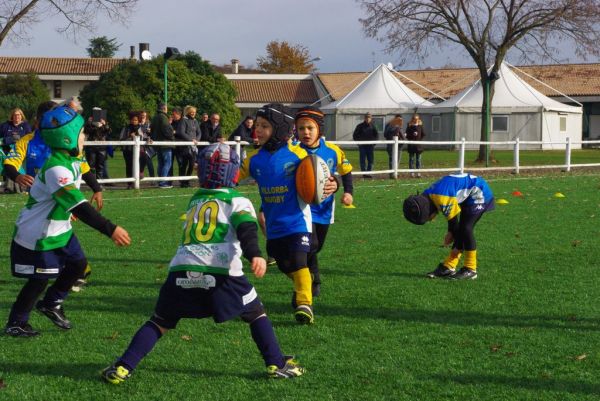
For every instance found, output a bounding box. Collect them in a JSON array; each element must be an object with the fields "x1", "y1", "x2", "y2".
[
  {"x1": 176, "y1": 271, "x2": 216, "y2": 289},
  {"x1": 283, "y1": 162, "x2": 296, "y2": 177},
  {"x1": 58, "y1": 176, "x2": 69, "y2": 185}
]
